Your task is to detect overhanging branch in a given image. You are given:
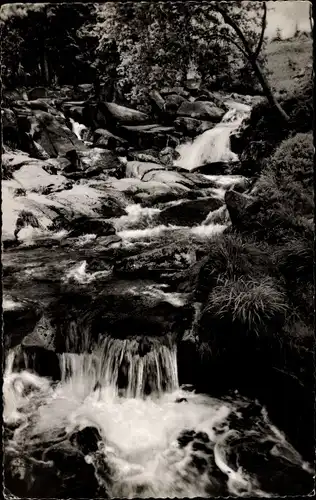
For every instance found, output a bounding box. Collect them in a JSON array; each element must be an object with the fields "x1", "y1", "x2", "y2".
[
  {"x1": 207, "y1": 33, "x2": 249, "y2": 59},
  {"x1": 253, "y1": 3, "x2": 267, "y2": 61}
]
